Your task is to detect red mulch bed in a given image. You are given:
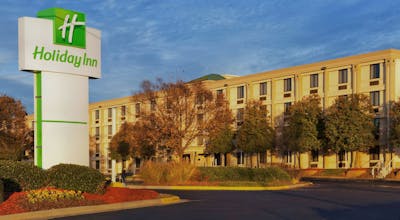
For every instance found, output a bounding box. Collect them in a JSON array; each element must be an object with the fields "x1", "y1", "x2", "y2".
[{"x1": 0, "y1": 187, "x2": 159, "y2": 216}]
